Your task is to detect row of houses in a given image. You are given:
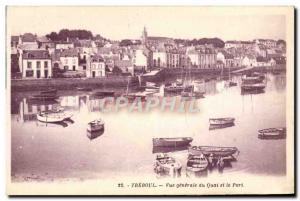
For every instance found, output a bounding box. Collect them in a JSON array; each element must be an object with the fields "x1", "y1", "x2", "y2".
[{"x1": 10, "y1": 29, "x2": 286, "y2": 79}]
